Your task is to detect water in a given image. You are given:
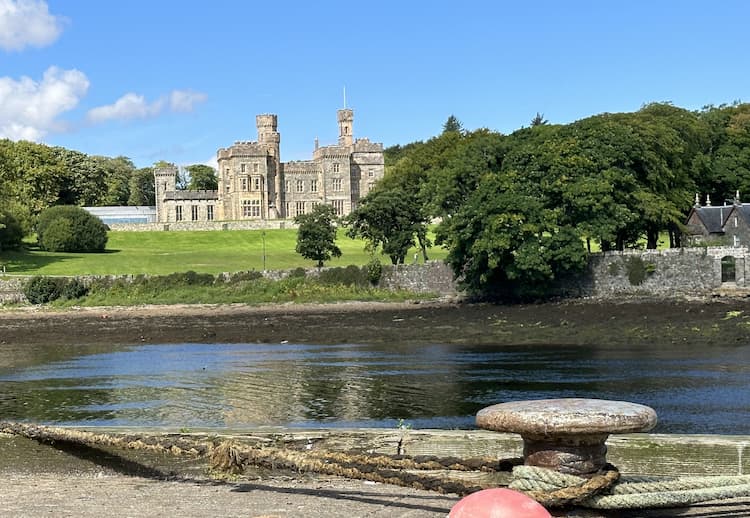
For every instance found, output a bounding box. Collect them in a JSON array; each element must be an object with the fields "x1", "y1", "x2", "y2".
[{"x1": 0, "y1": 341, "x2": 748, "y2": 434}]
